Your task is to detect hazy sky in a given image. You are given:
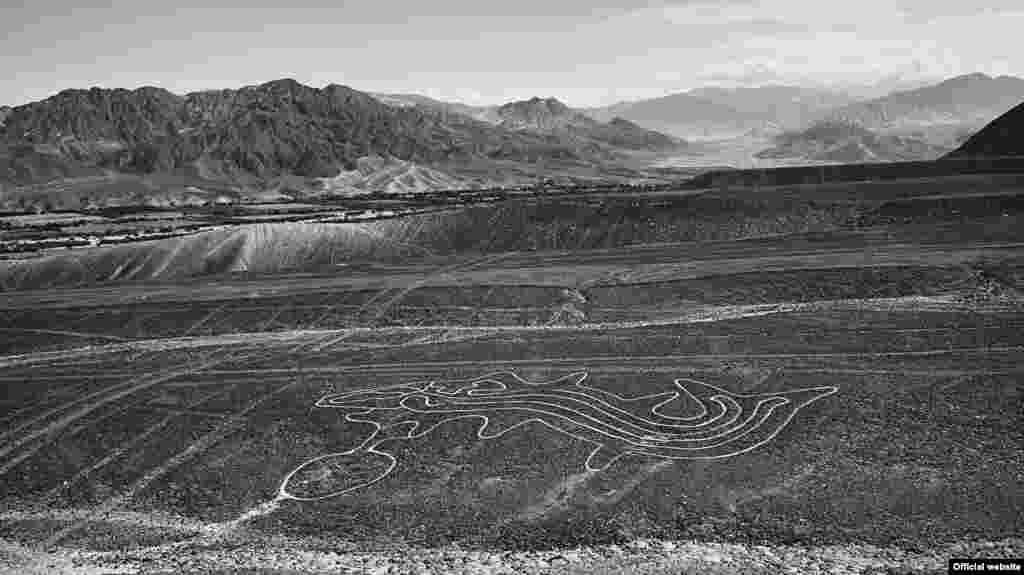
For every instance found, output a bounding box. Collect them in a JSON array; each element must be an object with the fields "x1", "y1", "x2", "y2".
[{"x1": 3, "y1": 0, "x2": 1022, "y2": 107}]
